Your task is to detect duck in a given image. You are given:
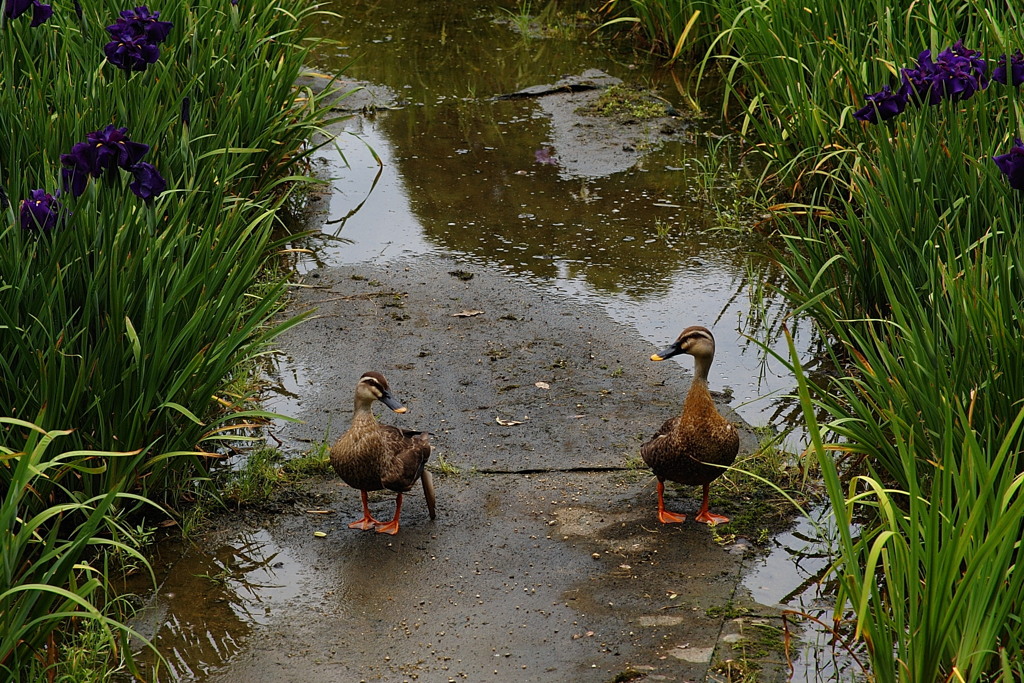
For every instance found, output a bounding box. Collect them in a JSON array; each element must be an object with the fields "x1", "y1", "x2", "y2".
[
  {"x1": 329, "y1": 371, "x2": 436, "y2": 535},
  {"x1": 640, "y1": 326, "x2": 739, "y2": 526}
]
